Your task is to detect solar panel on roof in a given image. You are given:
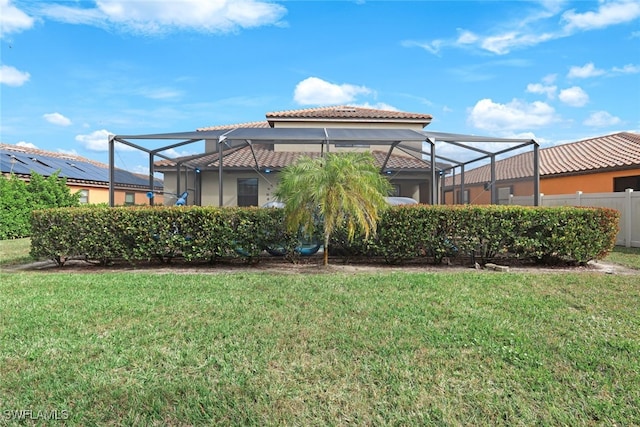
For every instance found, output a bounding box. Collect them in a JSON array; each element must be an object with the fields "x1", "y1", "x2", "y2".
[{"x1": 1, "y1": 147, "x2": 162, "y2": 188}]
